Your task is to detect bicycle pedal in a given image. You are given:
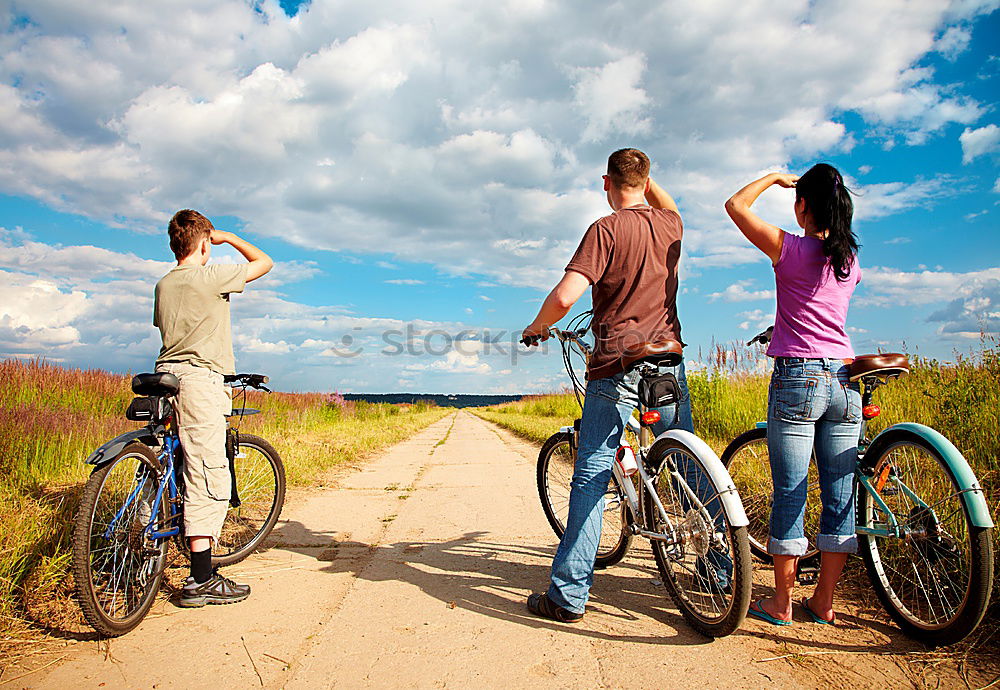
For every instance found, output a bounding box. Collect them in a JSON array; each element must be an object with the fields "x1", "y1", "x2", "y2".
[{"x1": 796, "y1": 567, "x2": 819, "y2": 585}]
